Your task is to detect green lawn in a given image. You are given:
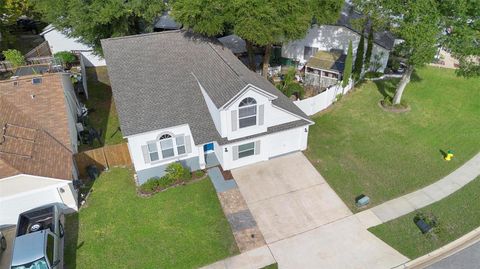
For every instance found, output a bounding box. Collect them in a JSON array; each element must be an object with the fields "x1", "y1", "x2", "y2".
[
  {"x1": 64, "y1": 168, "x2": 238, "y2": 269},
  {"x1": 370, "y1": 177, "x2": 480, "y2": 259},
  {"x1": 305, "y1": 67, "x2": 480, "y2": 211},
  {"x1": 79, "y1": 67, "x2": 124, "y2": 151}
]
